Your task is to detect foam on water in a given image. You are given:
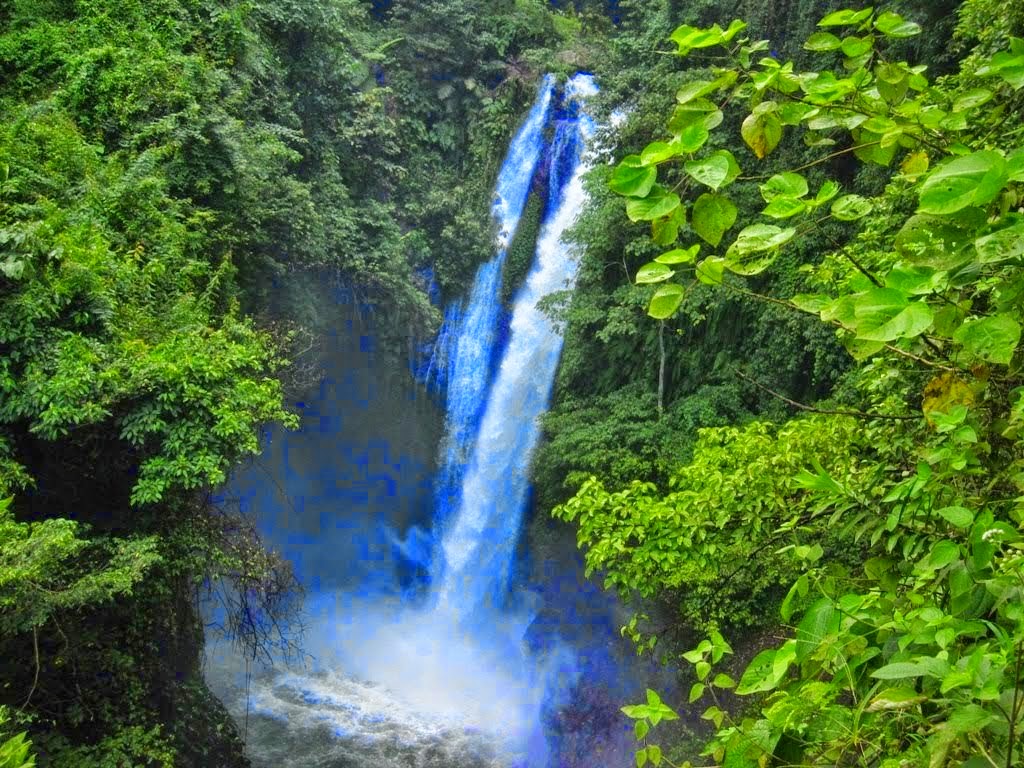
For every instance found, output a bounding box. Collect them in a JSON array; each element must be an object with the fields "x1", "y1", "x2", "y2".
[{"x1": 208, "y1": 75, "x2": 600, "y2": 768}]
